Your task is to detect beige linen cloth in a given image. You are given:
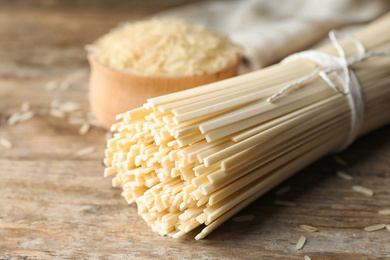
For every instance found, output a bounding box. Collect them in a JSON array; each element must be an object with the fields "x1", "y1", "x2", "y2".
[{"x1": 158, "y1": 0, "x2": 390, "y2": 71}]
